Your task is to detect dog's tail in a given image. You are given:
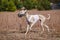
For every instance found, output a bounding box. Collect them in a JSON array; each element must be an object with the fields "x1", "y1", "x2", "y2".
[{"x1": 46, "y1": 14, "x2": 50, "y2": 20}]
